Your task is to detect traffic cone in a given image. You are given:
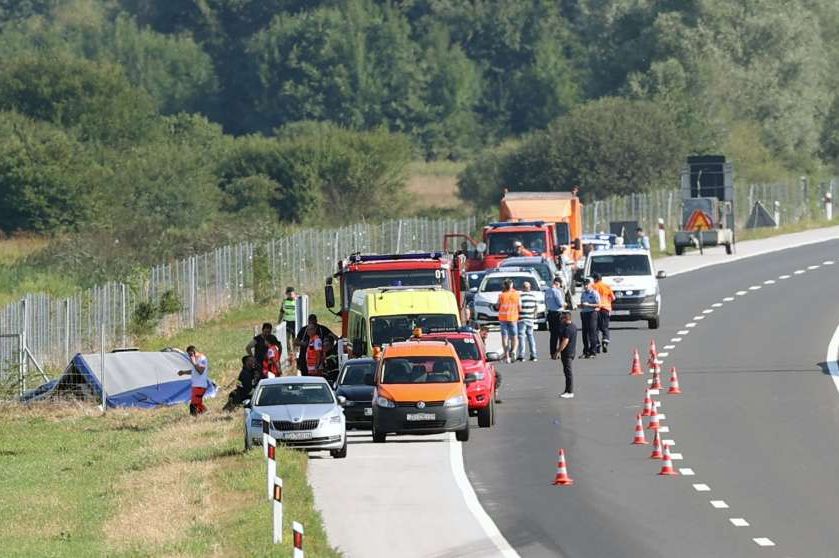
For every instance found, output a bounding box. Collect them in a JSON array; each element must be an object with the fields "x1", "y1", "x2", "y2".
[
  {"x1": 629, "y1": 349, "x2": 642, "y2": 376},
  {"x1": 649, "y1": 429, "x2": 663, "y2": 459},
  {"x1": 649, "y1": 339, "x2": 658, "y2": 360},
  {"x1": 647, "y1": 400, "x2": 660, "y2": 430},
  {"x1": 668, "y1": 366, "x2": 682, "y2": 395},
  {"x1": 658, "y1": 443, "x2": 678, "y2": 476},
  {"x1": 641, "y1": 388, "x2": 653, "y2": 417},
  {"x1": 552, "y1": 448, "x2": 575, "y2": 486},
  {"x1": 632, "y1": 413, "x2": 648, "y2": 445},
  {"x1": 651, "y1": 365, "x2": 662, "y2": 390}
]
